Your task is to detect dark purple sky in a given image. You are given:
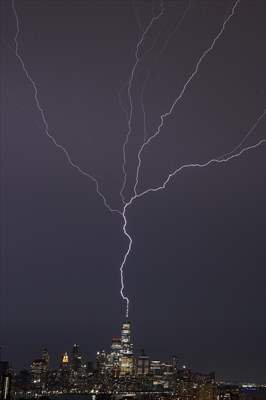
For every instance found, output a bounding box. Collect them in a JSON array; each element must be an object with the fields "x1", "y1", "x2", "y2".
[{"x1": 1, "y1": 0, "x2": 265, "y2": 383}]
